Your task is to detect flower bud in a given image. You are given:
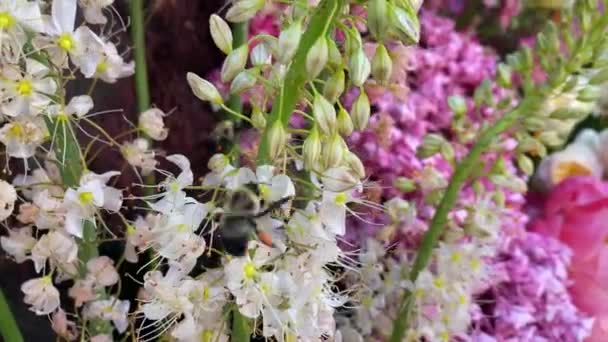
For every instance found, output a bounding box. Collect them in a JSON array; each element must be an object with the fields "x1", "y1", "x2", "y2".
[
  {"x1": 327, "y1": 39, "x2": 342, "y2": 68},
  {"x1": 368, "y1": 0, "x2": 389, "y2": 41},
  {"x1": 517, "y1": 154, "x2": 534, "y2": 176},
  {"x1": 226, "y1": 0, "x2": 265, "y2": 23},
  {"x1": 497, "y1": 63, "x2": 512, "y2": 88},
  {"x1": 323, "y1": 69, "x2": 345, "y2": 104},
  {"x1": 306, "y1": 36, "x2": 329, "y2": 79},
  {"x1": 372, "y1": 44, "x2": 392, "y2": 85},
  {"x1": 439, "y1": 142, "x2": 455, "y2": 162},
  {"x1": 313, "y1": 93, "x2": 336, "y2": 135},
  {"x1": 344, "y1": 151, "x2": 365, "y2": 179},
  {"x1": 230, "y1": 69, "x2": 257, "y2": 95},
  {"x1": 349, "y1": 48, "x2": 371, "y2": 87},
  {"x1": 417, "y1": 133, "x2": 445, "y2": 158},
  {"x1": 277, "y1": 21, "x2": 303, "y2": 64},
  {"x1": 268, "y1": 121, "x2": 287, "y2": 159},
  {"x1": 221, "y1": 44, "x2": 249, "y2": 83},
  {"x1": 351, "y1": 91, "x2": 370, "y2": 130},
  {"x1": 250, "y1": 43, "x2": 271, "y2": 66},
  {"x1": 538, "y1": 131, "x2": 562, "y2": 147},
  {"x1": 302, "y1": 126, "x2": 321, "y2": 170},
  {"x1": 209, "y1": 14, "x2": 233, "y2": 55},
  {"x1": 523, "y1": 117, "x2": 546, "y2": 131},
  {"x1": 337, "y1": 107, "x2": 354, "y2": 137},
  {"x1": 447, "y1": 95, "x2": 467, "y2": 118},
  {"x1": 251, "y1": 108, "x2": 266, "y2": 130},
  {"x1": 323, "y1": 134, "x2": 344, "y2": 168},
  {"x1": 208, "y1": 153, "x2": 229, "y2": 173},
  {"x1": 187, "y1": 72, "x2": 223, "y2": 105},
  {"x1": 394, "y1": 177, "x2": 416, "y2": 193},
  {"x1": 390, "y1": 4, "x2": 420, "y2": 45}
]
